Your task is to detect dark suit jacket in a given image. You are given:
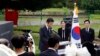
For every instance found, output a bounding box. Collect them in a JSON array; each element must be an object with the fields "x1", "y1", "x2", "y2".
[
  {"x1": 18, "y1": 52, "x2": 35, "y2": 56},
  {"x1": 81, "y1": 28, "x2": 95, "y2": 44},
  {"x1": 58, "y1": 28, "x2": 70, "y2": 41},
  {"x1": 39, "y1": 25, "x2": 51, "y2": 52},
  {"x1": 40, "y1": 49, "x2": 59, "y2": 56}
]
